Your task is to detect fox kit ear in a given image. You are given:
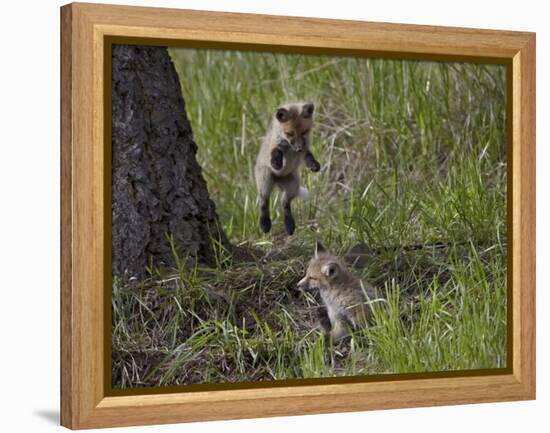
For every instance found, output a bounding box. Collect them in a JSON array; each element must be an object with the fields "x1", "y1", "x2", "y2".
[
  {"x1": 314, "y1": 241, "x2": 326, "y2": 257},
  {"x1": 321, "y1": 263, "x2": 338, "y2": 278},
  {"x1": 301, "y1": 103, "x2": 314, "y2": 118},
  {"x1": 276, "y1": 107, "x2": 290, "y2": 122}
]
